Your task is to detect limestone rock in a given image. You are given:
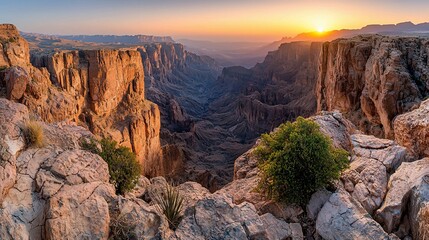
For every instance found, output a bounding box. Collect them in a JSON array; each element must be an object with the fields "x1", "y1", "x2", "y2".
[
  {"x1": 394, "y1": 99, "x2": 429, "y2": 158},
  {"x1": 316, "y1": 189, "x2": 398, "y2": 240},
  {"x1": 409, "y1": 175, "x2": 429, "y2": 239},
  {"x1": 176, "y1": 181, "x2": 211, "y2": 211},
  {"x1": 306, "y1": 189, "x2": 332, "y2": 220},
  {"x1": 311, "y1": 111, "x2": 357, "y2": 151},
  {"x1": 376, "y1": 158, "x2": 429, "y2": 234},
  {"x1": 0, "y1": 98, "x2": 117, "y2": 239},
  {"x1": 339, "y1": 134, "x2": 412, "y2": 215},
  {"x1": 125, "y1": 176, "x2": 151, "y2": 199},
  {"x1": 110, "y1": 197, "x2": 173, "y2": 240},
  {"x1": 175, "y1": 193, "x2": 302, "y2": 240},
  {"x1": 351, "y1": 134, "x2": 412, "y2": 172},
  {"x1": 0, "y1": 99, "x2": 28, "y2": 203}
]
